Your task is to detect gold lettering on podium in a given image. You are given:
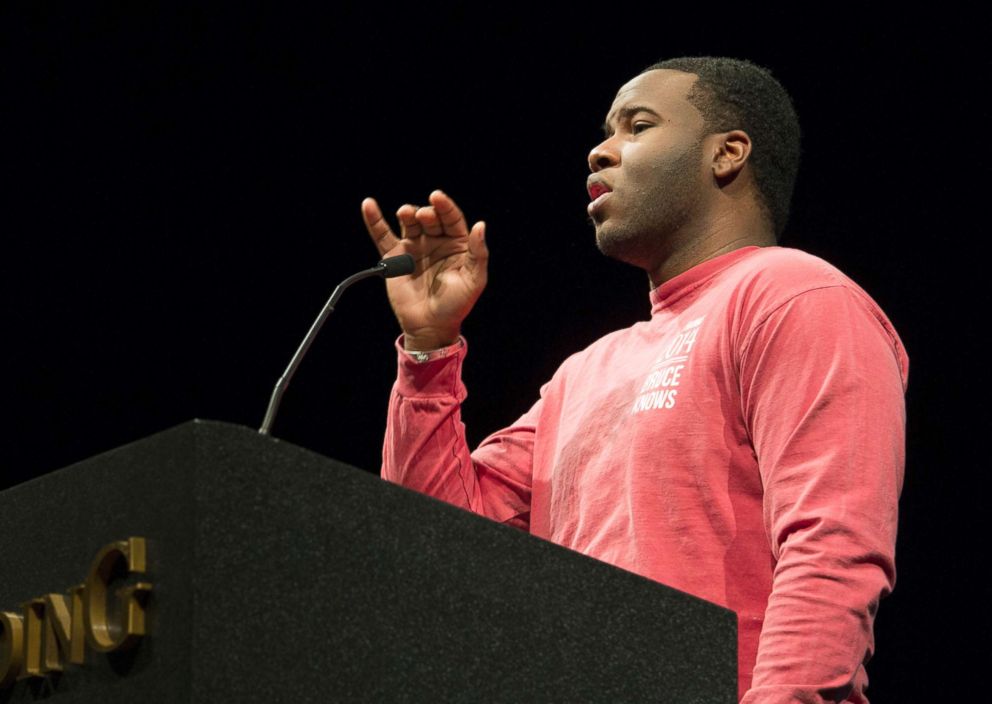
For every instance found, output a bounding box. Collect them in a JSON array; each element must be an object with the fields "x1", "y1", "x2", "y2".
[
  {"x1": 0, "y1": 612, "x2": 25, "y2": 688},
  {"x1": 19, "y1": 599, "x2": 44, "y2": 679},
  {"x1": 0, "y1": 537, "x2": 152, "y2": 690},
  {"x1": 41, "y1": 592, "x2": 85, "y2": 671},
  {"x1": 85, "y1": 537, "x2": 152, "y2": 653},
  {"x1": 68, "y1": 585, "x2": 86, "y2": 665}
]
